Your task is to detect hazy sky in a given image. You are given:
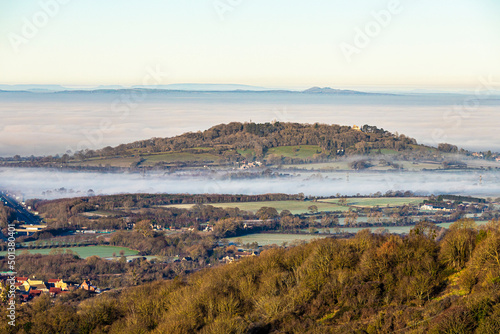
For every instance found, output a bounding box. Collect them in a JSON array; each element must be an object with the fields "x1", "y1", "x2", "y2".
[{"x1": 1, "y1": 0, "x2": 499, "y2": 89}]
